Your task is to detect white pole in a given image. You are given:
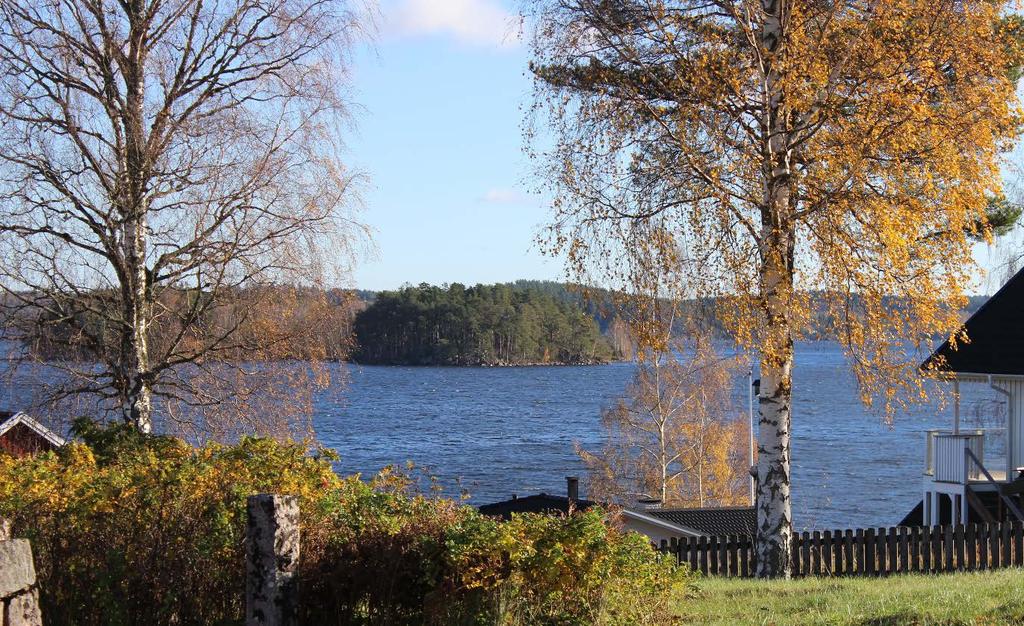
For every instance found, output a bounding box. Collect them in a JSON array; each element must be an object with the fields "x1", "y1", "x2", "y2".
[
  {"x1": 748, "y1": 368, "x2": 755, "y2": 506},
  {"x1": 954, "y1": 379, "x2": 960, "y2": 435}
]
